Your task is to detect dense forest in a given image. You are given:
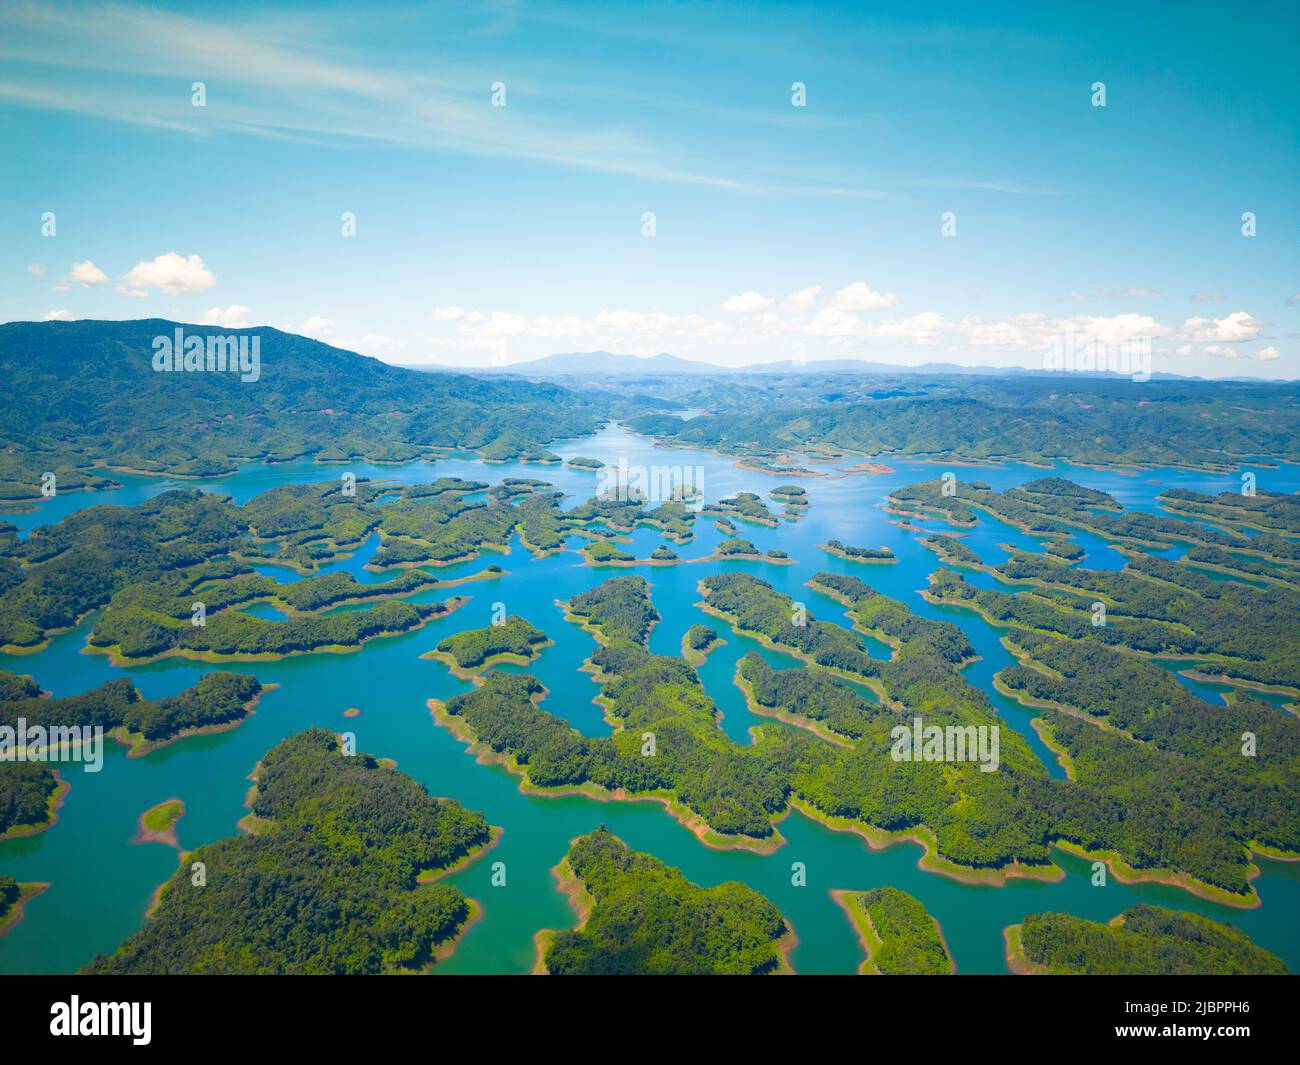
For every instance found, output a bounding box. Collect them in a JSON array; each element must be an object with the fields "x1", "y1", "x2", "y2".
[
  {"x1": 542, "y1": 829, "x2": 790, "y2": 975},
  {"x1": 0, "y1": 319, "x2": 604, "y2": 496},
  {"x1": 839, "y1": 886, "x2": 953, "y2": 975},
  {"x1": 901, "y1": 476, "x2": 1300, "y2": 691},
  {"x1": 1014, "y1": 904, "x2": 1287, "y2": 975},
  {"x1": 0, "y1": 669, "x2": 263, "y2": 745},
  {"x1": 0, "y1": 475, "x2": 708, "y2": 663},
  {"x1": 437, "y1": 562, "x2": 1300, "y2": 897},
  {"x1": 432, "y1": 615, "x2": 550, "y2": 670},
  {"x1": 626, "y1": 375, "x2": 1299, "y2": 470},
  {"x1": 84, "y1": 728, "x2": 492, "y2": 974},
  {"x1": 0, "y1": 670, "x2": 263, "y2": 838}
]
